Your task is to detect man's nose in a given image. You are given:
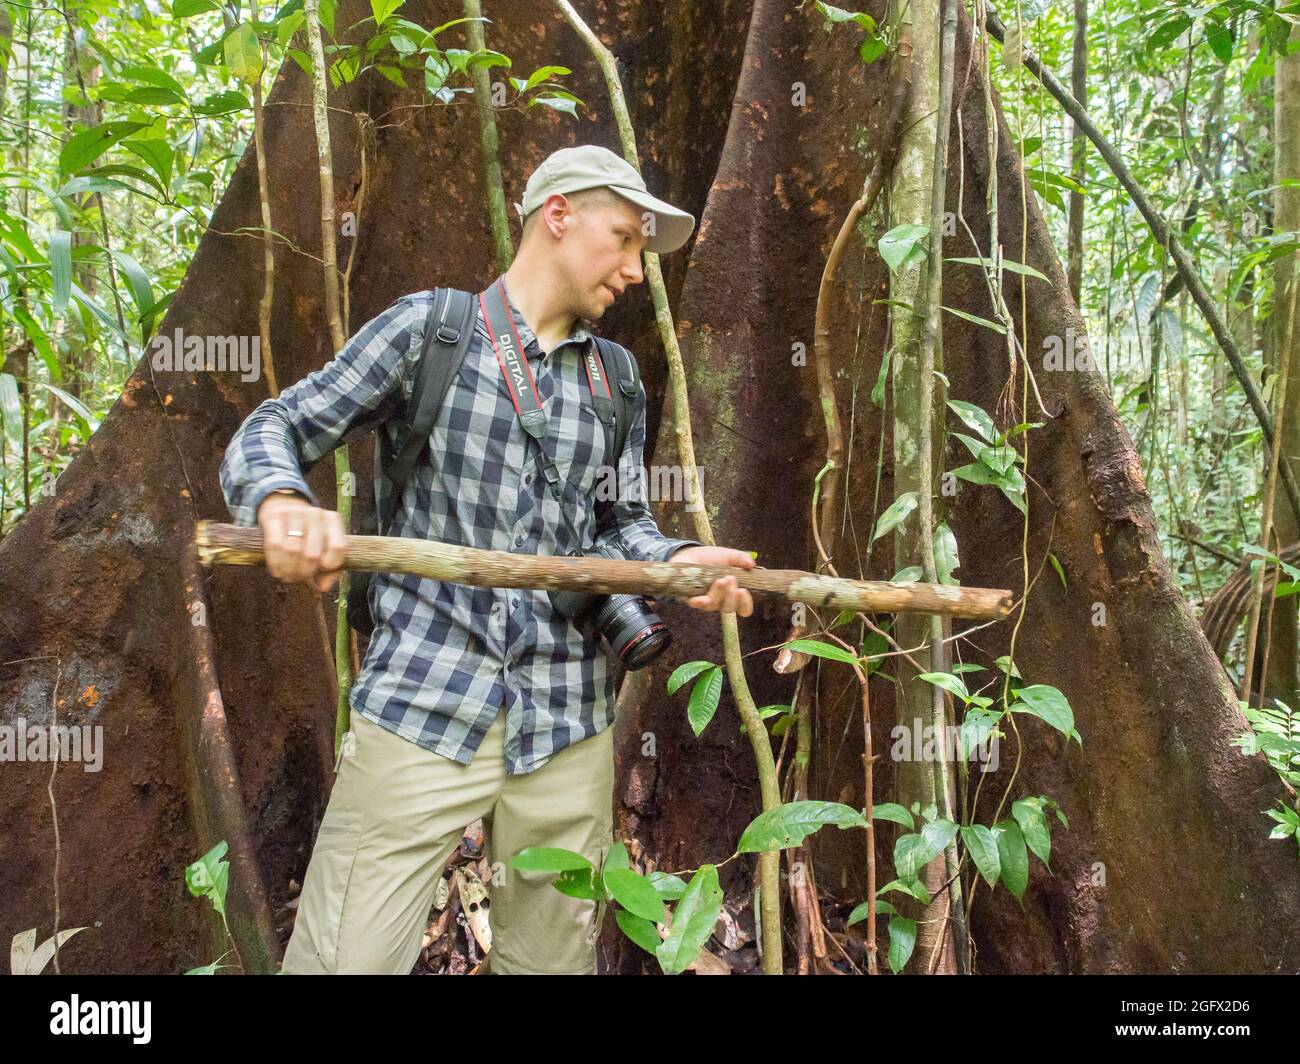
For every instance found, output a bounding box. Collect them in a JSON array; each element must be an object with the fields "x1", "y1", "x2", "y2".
[{"x1": 622, "y1": 255, "x2": 644, "y2": 285}]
